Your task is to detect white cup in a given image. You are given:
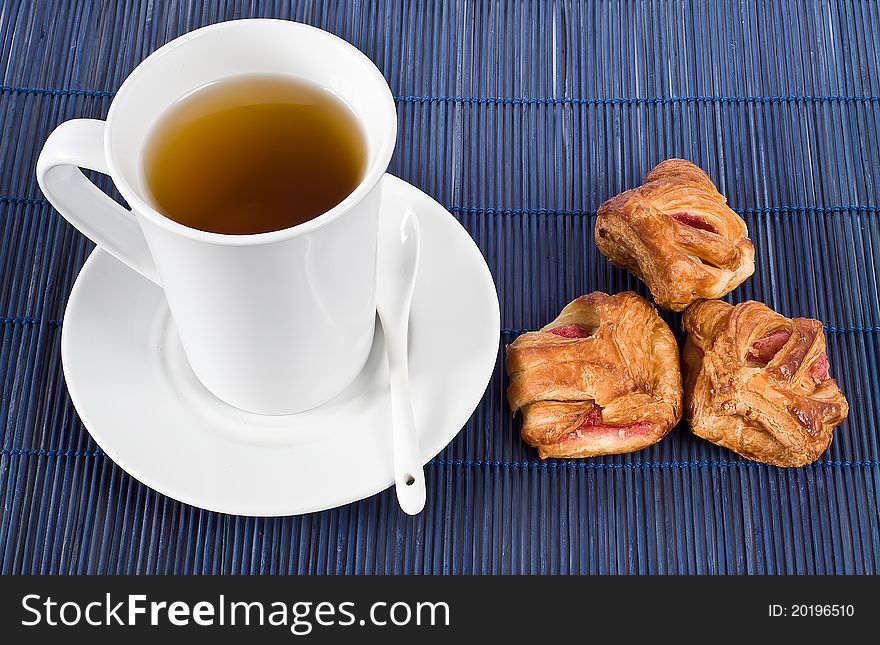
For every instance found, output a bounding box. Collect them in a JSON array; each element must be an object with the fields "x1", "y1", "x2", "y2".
[{"x1": 37, "y1": 20, "x2": 398, "y2": 415}]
